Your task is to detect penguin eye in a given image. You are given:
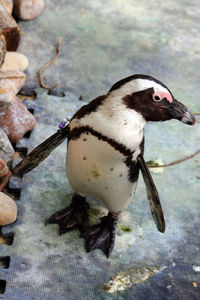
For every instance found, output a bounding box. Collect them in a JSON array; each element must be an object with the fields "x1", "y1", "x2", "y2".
[{"x1": 153, "y1": 95, "x2": 162, "y2": 102}]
